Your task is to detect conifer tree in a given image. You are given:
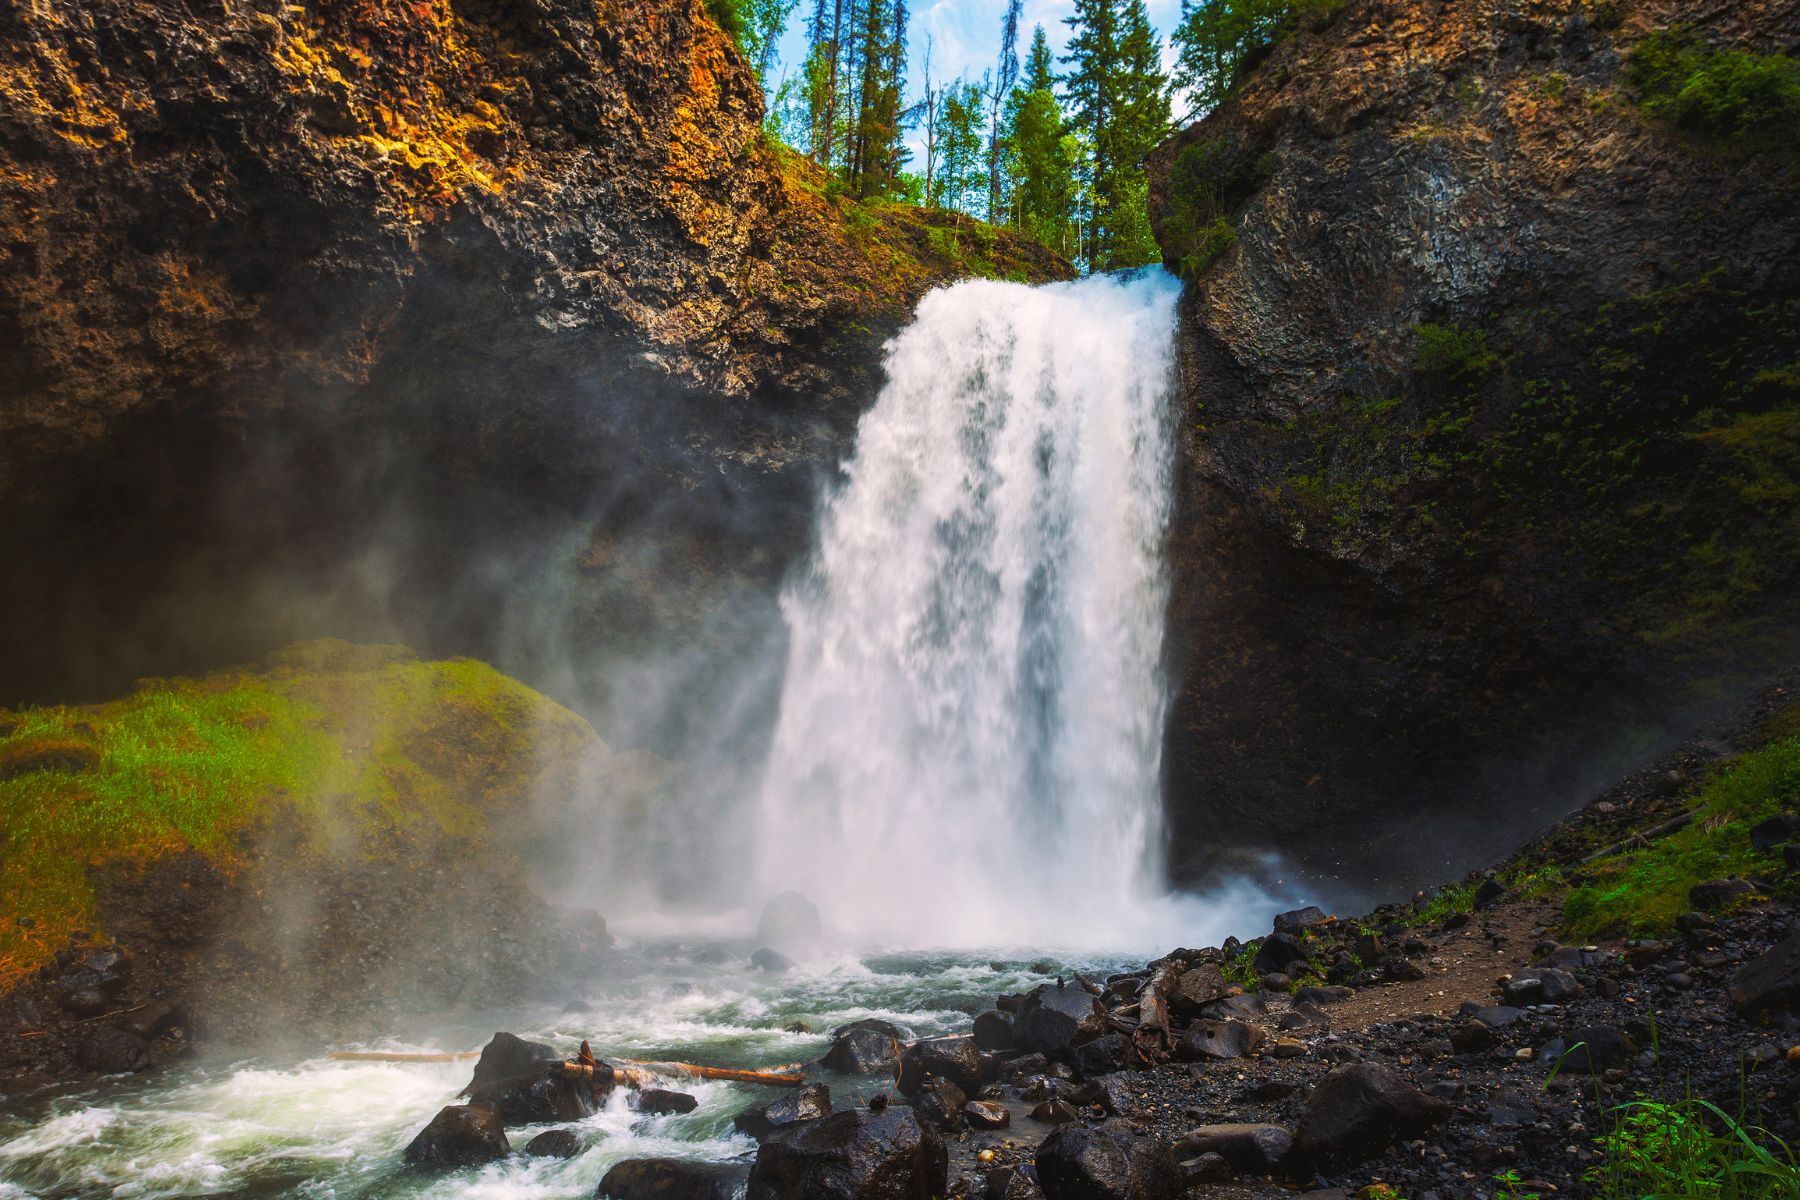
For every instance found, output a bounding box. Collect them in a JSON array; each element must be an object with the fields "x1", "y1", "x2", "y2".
[
  {"x1": 1004, "y1": 27, "x2": 1076, "y2": 255},
  {"x1": 985, "y1": 0, "x2": 1024, "y2": 222},
  {"x1": 1062, "y1": 0, "x2": 1169, "y2": 270}
]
